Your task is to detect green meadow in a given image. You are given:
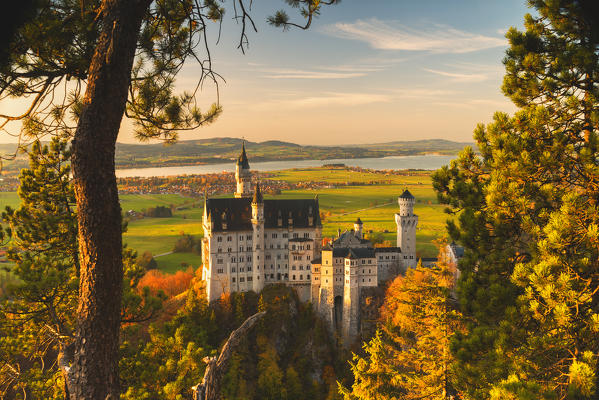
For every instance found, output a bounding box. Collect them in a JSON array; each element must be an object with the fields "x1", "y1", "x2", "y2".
[{"x1": 0, "y1": 167, "x2": 451, "y2": 274}]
